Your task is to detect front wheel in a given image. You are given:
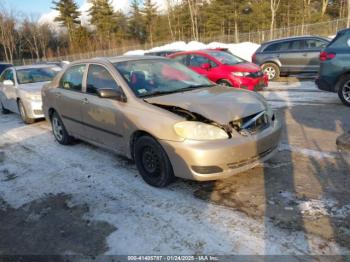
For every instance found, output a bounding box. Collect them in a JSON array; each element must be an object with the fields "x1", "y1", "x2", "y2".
[
  {"x1": 134, "y1": 135, "x2": 175, "y2": 187},
  {"x1": 262, "y1": 63, "x2": 280, "y2": 81},
  {"x1": 338, "y1": 77, "x2": 350, "y2": 107},
  {"x1": 18, "y1": 100, "x2": 35, "y2": 124},
  {"x1": 51, "y1": 111, "x2": 74, "y2": 145}
]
